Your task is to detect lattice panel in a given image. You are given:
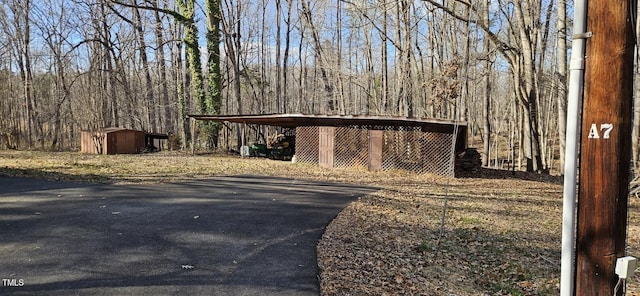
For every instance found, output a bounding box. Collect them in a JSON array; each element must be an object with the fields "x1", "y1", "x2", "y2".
[
  {"x1": 294, "y1": 125, "x2": 459, "y2": 176},
  {"x1": 295, "y1": 126, "x2": 319, "y2": 164},
  {"x1": 422, "y1": 131, "x2": 455, "y2": 176},
  {"x1": 334, "y1": 126, "x2": 369, "y2": 168},
  {"x1": 382, "y1": 127, "x2": 425, "y2": 173}
]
